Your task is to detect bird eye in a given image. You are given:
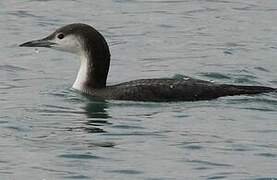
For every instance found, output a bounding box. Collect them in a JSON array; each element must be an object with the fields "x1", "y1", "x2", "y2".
[{"x1": 57, "y1": 33, "x2": 64, "y2": 39}]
